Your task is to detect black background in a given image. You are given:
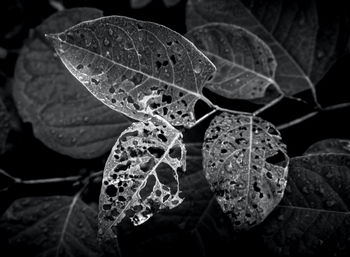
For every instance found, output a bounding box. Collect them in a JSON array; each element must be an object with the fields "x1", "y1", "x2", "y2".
[{"x1": 0, "y1": 0, "x2": 350, "y2": 256}]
